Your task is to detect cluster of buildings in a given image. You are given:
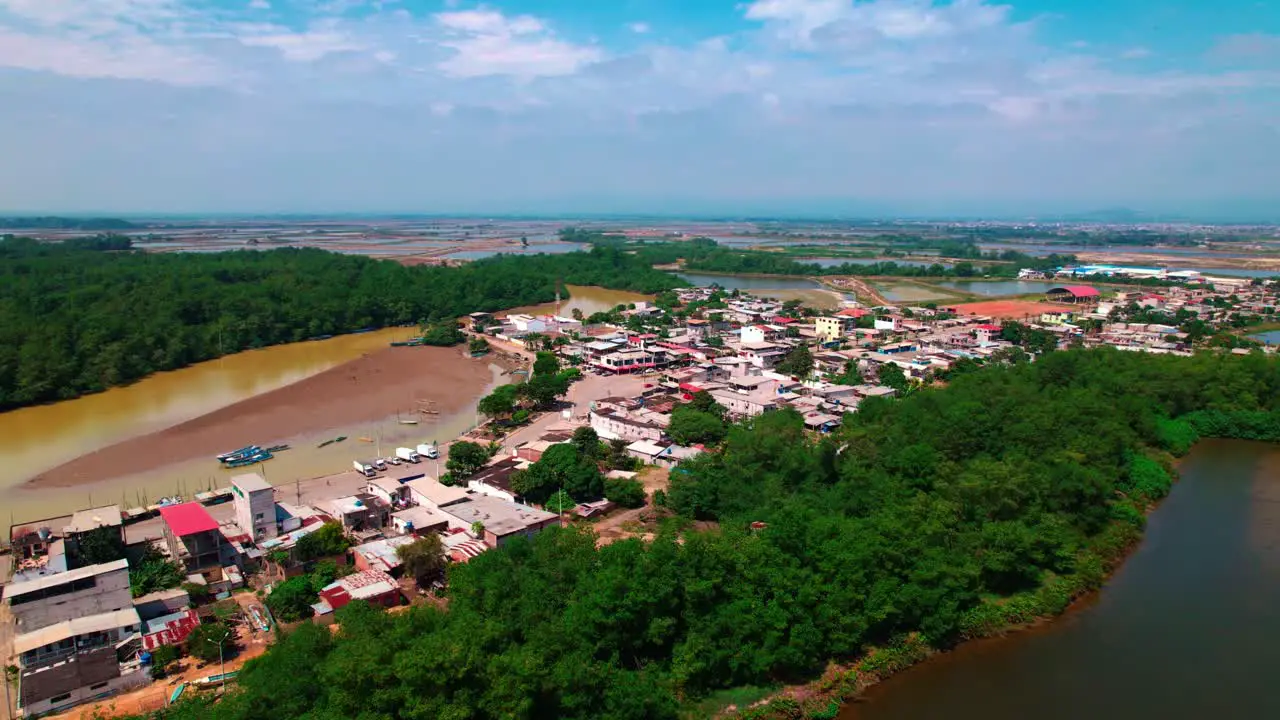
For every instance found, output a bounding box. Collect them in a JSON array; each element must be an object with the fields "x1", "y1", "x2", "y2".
[{"x1": 2, "y1": 465, "x2": 564, "y2": 716}]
